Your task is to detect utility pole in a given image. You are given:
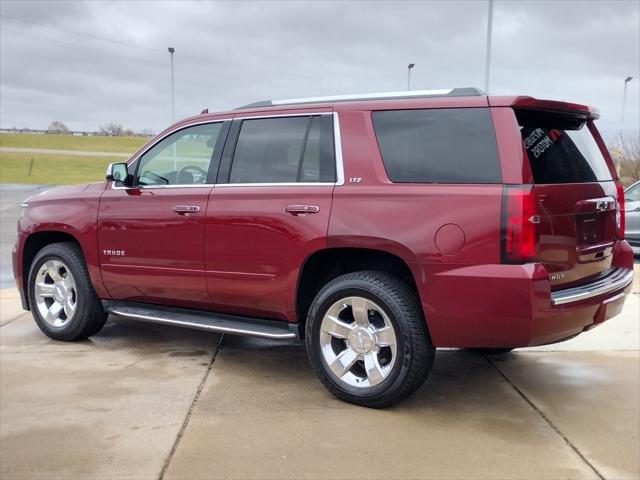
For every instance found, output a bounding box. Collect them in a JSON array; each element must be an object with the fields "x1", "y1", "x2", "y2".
[
  {"x1": 484, "y1": 0, "x2": 494, "y2": 94},
  {"x1": 407, "y1": 63, "x2": 415, "y2": 91},
  {"x1": 168, "y1": 47, "x2": 175, "y2": 121}
]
